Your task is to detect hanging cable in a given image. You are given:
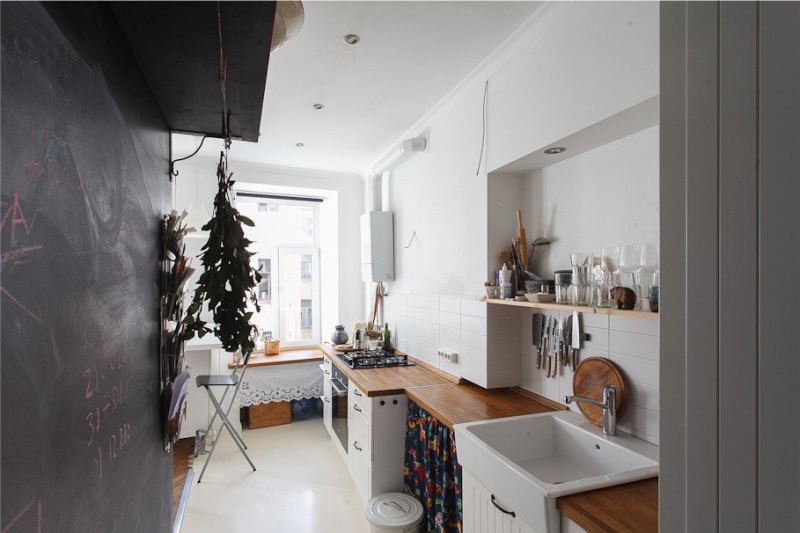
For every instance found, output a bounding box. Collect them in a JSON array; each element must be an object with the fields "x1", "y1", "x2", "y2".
[{"x1": 475, "y1": 79, "x2": 489, "y2": 176}]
